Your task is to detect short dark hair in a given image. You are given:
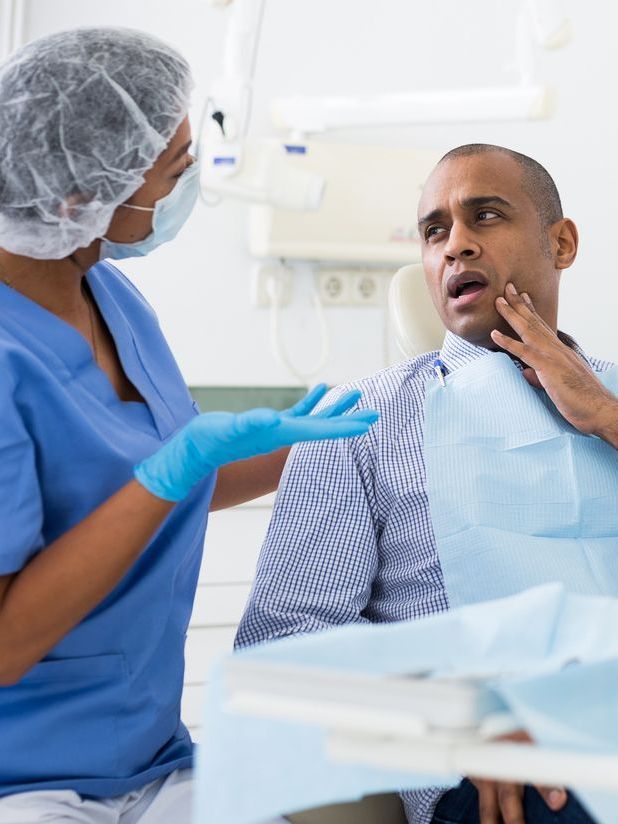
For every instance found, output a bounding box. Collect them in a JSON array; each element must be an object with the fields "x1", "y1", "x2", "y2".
[{"x1": 439, "y1": 144, "x2": 563, "y2": 227}]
